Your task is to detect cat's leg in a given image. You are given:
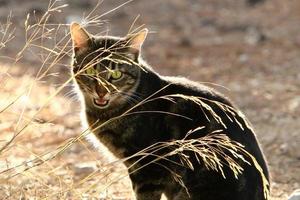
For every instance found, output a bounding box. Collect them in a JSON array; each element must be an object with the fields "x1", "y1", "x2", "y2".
[
  {"x1": 128, "y1": 163, "x2": 169, "y2": 200},
  {"x1": 132, "y1": 182, "x2": 164, "y2": 200},
  {"x1": 164, "y1": 188, "x2": 190, "y2": 200}
]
